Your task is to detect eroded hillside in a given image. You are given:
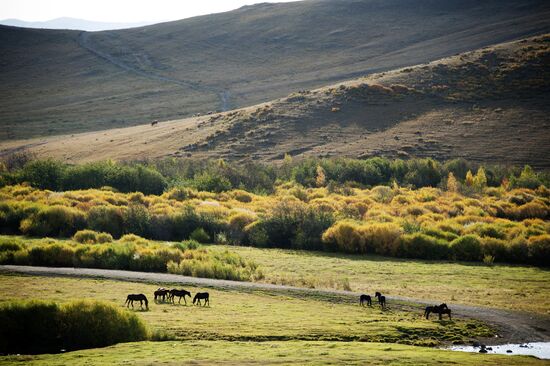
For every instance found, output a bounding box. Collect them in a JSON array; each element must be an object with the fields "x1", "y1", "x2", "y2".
[{"x1": 1, "y1": 0, "x2": 550, "y2": 140}]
